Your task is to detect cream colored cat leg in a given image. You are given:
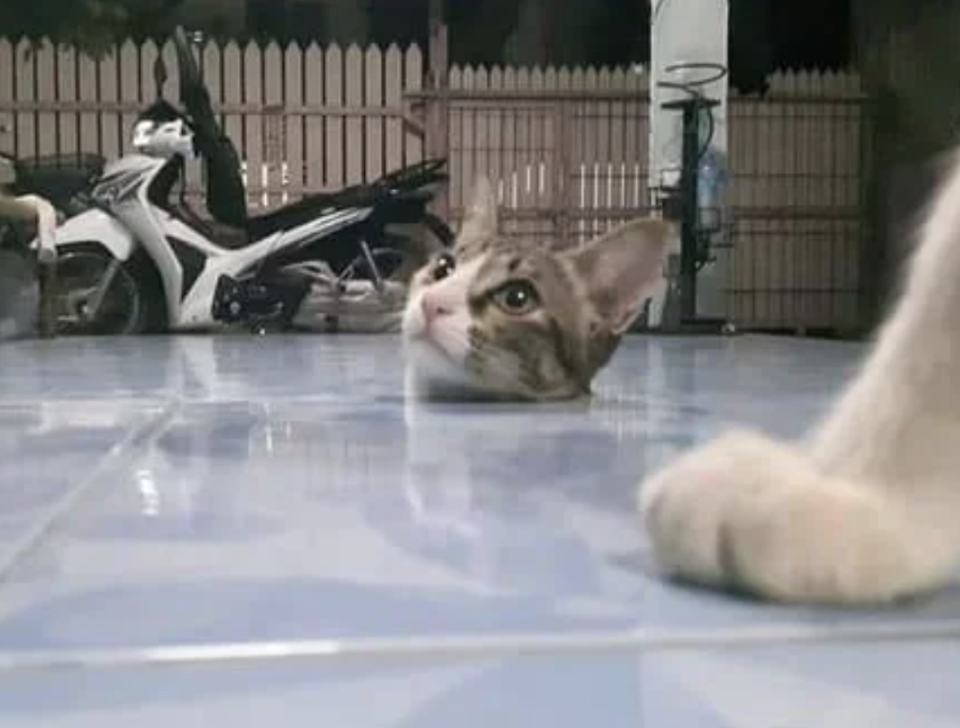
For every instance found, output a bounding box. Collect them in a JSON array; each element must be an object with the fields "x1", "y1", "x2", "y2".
[
  {"x1": 640, "y1": 150, "x2": 960, "y2": 606},
  {"x1": 639, "y1": 429, "x2": 951, "y2": 605},
  {"x1": 0, "y1": 193, "x2": 41, "y2": 222}
]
